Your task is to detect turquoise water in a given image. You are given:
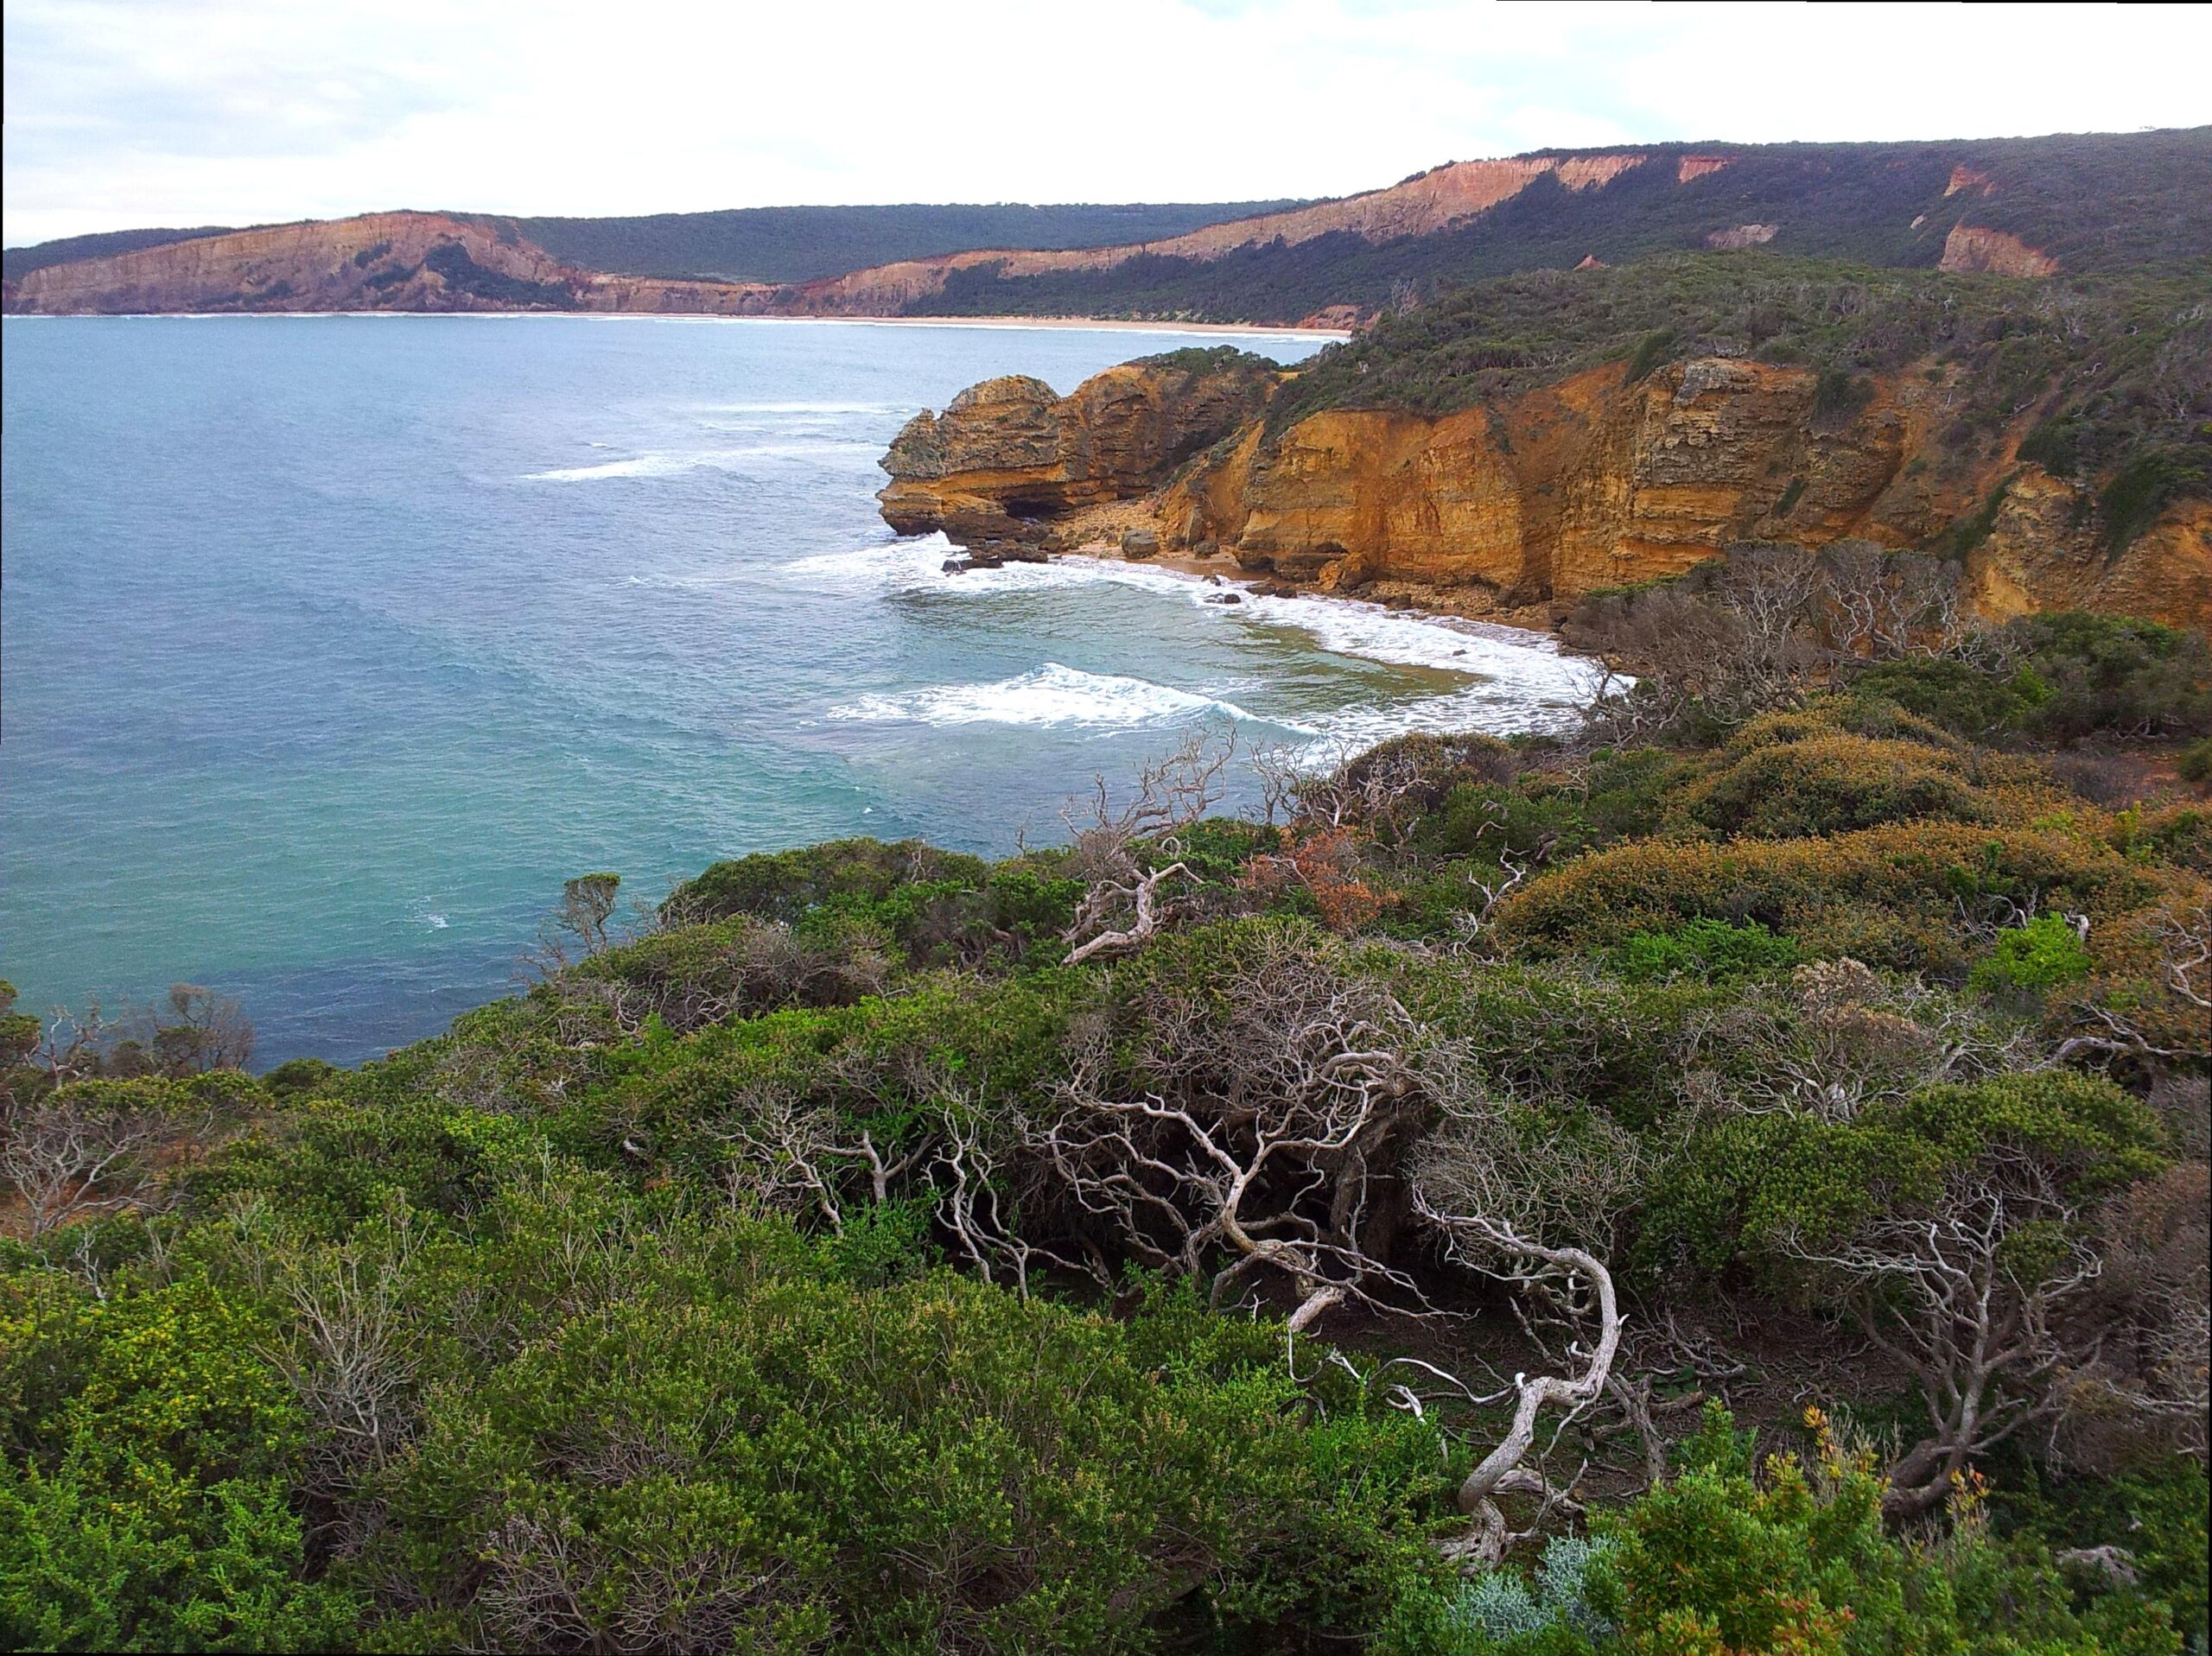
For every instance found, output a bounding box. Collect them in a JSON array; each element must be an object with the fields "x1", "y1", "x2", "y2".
[{"x1": 1, "y1": 314, "x2": 1599, "y2": 1063}]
